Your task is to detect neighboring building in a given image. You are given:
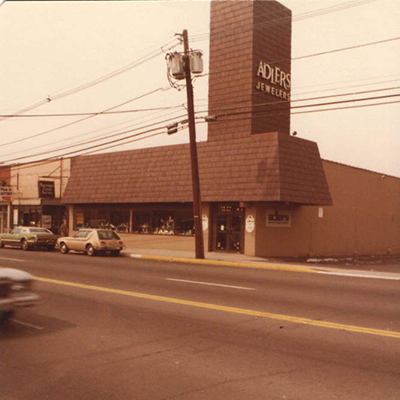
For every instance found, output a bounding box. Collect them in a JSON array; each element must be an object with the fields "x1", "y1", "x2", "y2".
[
  {"x1": 58, "y1": 0, "x2": 399, "y2": 258},
  {"x1": 6, "y1": 158, "x2": 71, "y2": 234},
  {"x1": 0, "y1": 165, "x2": 12, "y2": 233}
]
